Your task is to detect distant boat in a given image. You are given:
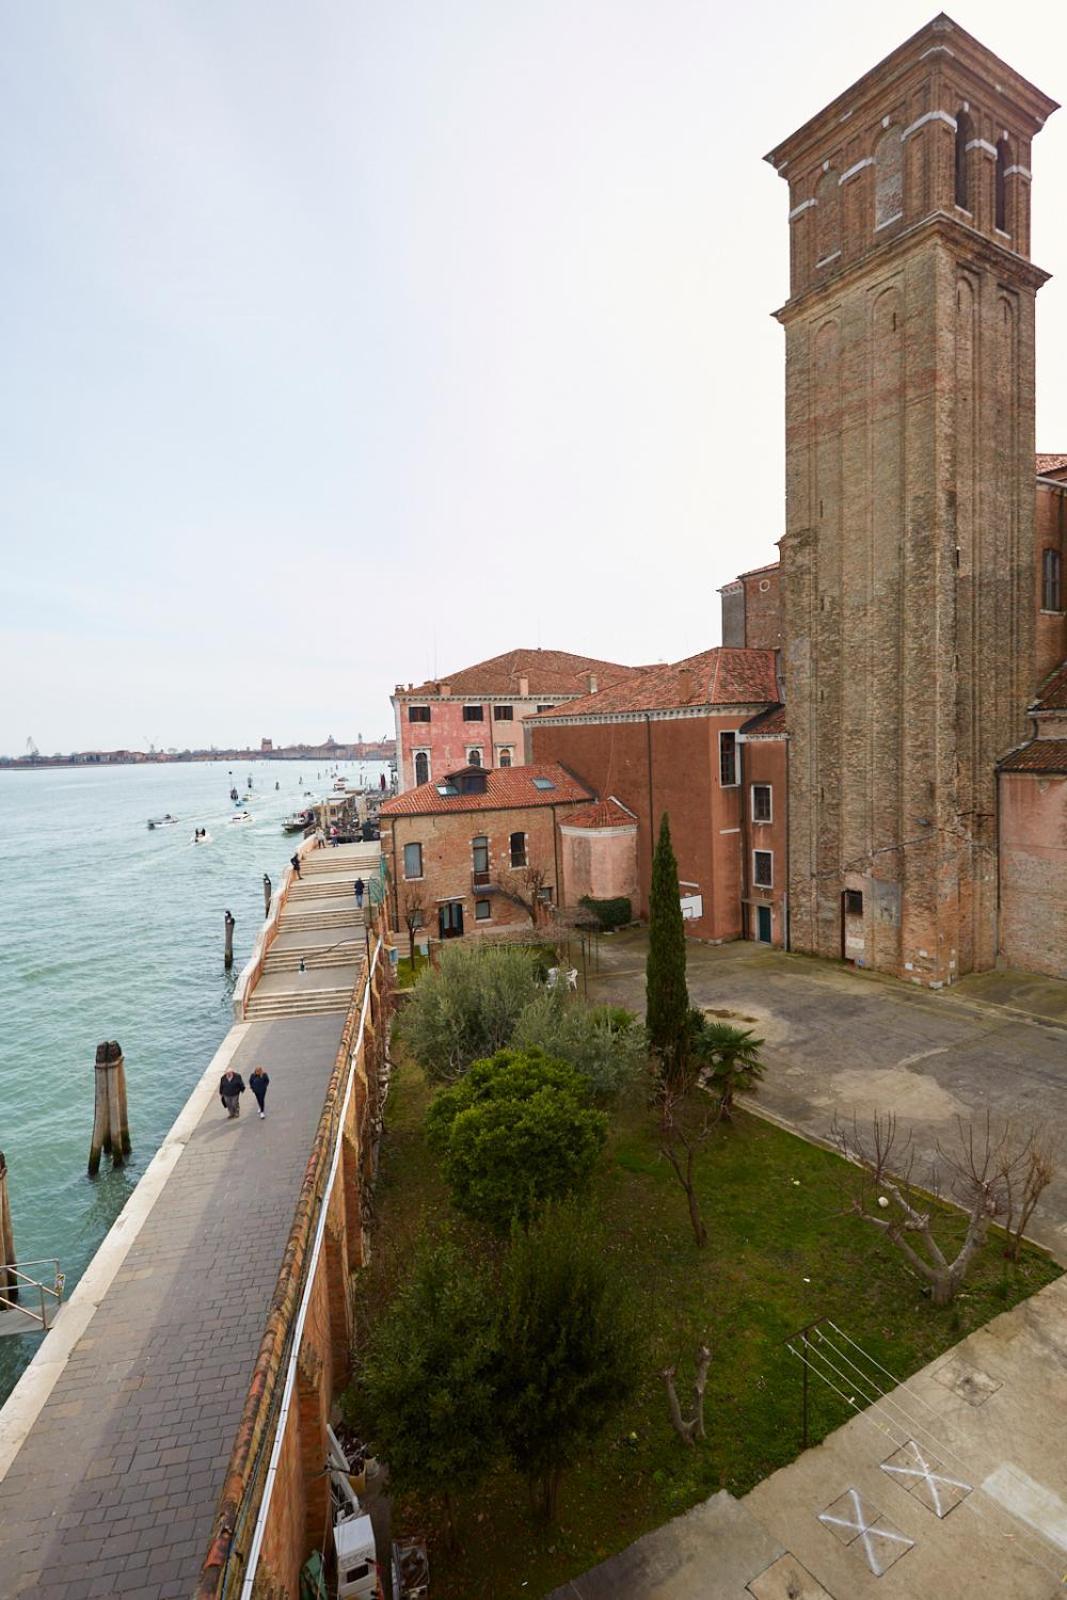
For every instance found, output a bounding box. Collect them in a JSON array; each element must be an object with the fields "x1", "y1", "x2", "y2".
[
  {"x1": 191, "y1": 830, "x2": 213, "y2": 845},
  {"x1": 228, "y1": 811, "x2": 253, "y2": 825},
  {"x1": 147, "y1": 814, "x2": 178, "y2": 829},
  {"x1": 282, "y1": 810, "x2": 314, "y2": 834}
]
